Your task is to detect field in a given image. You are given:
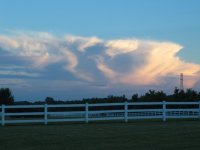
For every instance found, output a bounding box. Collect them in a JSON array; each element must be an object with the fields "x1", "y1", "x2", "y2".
[{"x1": 1, "y1": 120, "x2": 200, "y2": 150}]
